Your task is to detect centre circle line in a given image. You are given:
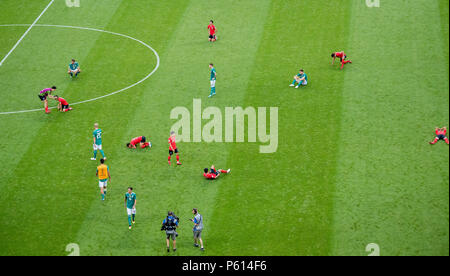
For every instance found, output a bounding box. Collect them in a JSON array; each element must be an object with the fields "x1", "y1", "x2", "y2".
[{"x1": 0, "y1": 24, "x2": 160, "y2": 115}]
